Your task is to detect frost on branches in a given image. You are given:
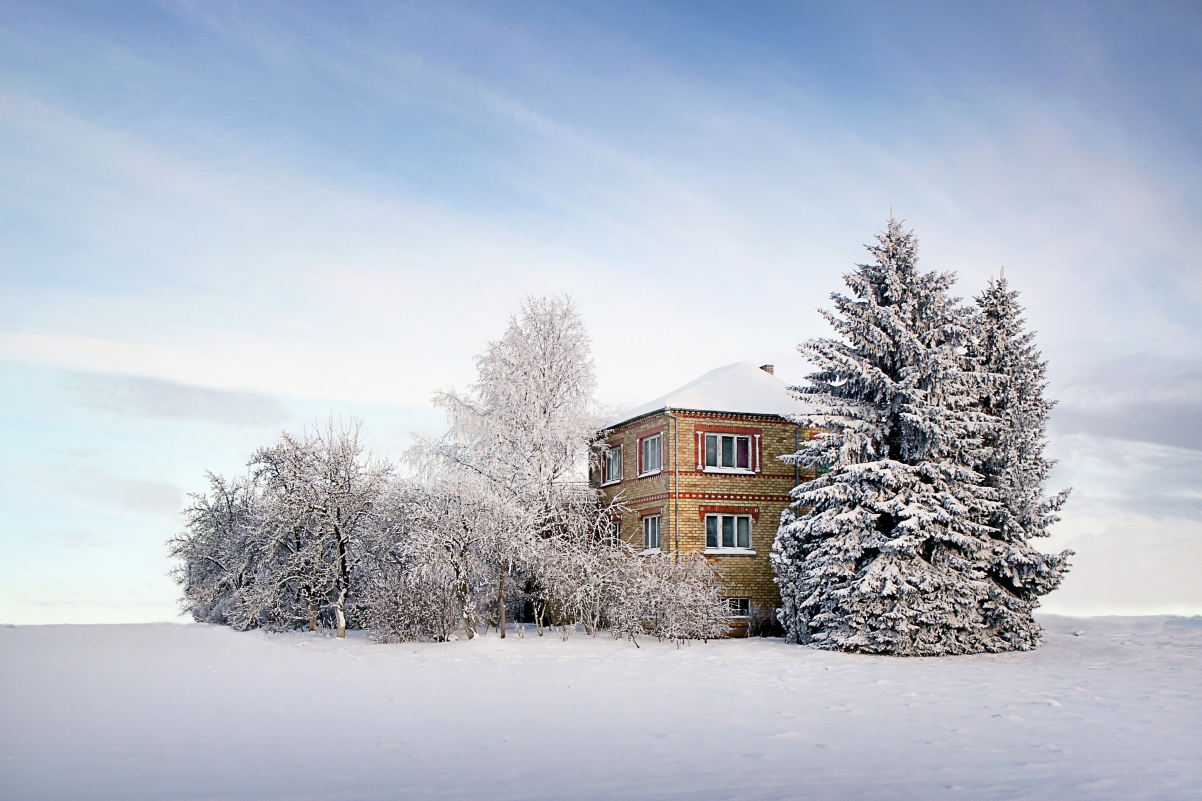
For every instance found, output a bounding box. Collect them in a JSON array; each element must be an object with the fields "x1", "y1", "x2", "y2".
[
  {"x1": 421, "y1": 295, "x2": 729, "y2": 643},
  {"x1": 168, "y1": 419, "x2": 391, "y2": 637},
  {"x1": 771, "y1": 218, "x2": 1071, "y2": 656},
  {"x1": 968, "y1": 276, "x2": 1073, "y2": 644},
  {"x1": 423, "y1": 295, "x2": 608, "y2": 638},
  {"x1": 170, "y1": 296, "x2": 730, "y2": 644}
]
